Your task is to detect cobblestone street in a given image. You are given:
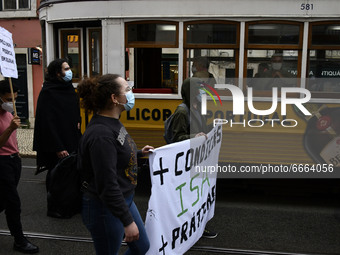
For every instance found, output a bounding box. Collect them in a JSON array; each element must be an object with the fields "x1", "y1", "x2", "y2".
[{"x1": 17, "y1": 128, "x2": 36, "y2": 157}]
